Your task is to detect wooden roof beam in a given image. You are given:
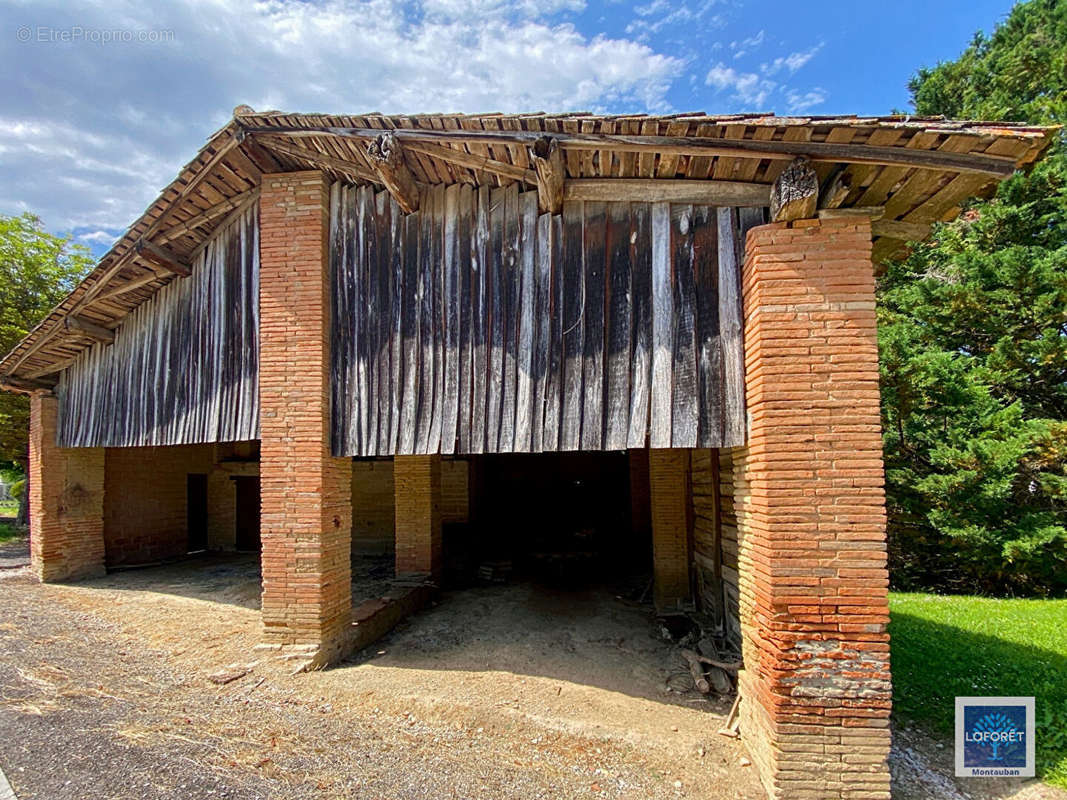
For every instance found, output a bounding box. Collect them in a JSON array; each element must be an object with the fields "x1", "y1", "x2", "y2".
[
  {"x1": 366, "y1": 133, "x2": 420, "y2": 214},
  {"x1": 157, "y1": 187, "x2": 259, "y2": 245},
  {"x1": 255, "y1": 136, "x2": 380, "y2": 183},
  {"x1": 240, "y1": 125, "x2": 1020, "y2": 177},
  {"x1": 64, "y1": 316, "x2": 114, "y2": 344},
  {"x1": 531, "y1": 136, "x2": 564, "y2": 214},
  {"x1": 135, "y1": 239, "x2": 192, "y2": 277},
  {"x1": 403, "y1": 140, "x2": 536, "y2": 184},
  {"x1": 564, "y1": 178, "x2": 769, "y2": 206}
]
